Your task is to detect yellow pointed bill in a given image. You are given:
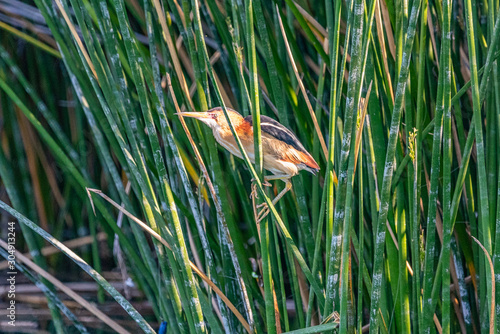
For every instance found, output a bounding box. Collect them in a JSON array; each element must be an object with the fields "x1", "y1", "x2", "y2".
[{"x1": 174, "y1": 112, "x2": 211, "y2": 119}]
